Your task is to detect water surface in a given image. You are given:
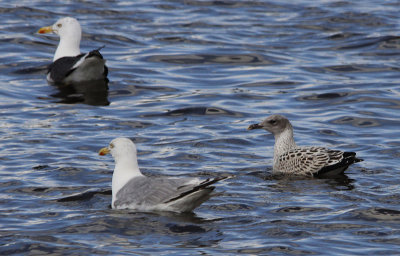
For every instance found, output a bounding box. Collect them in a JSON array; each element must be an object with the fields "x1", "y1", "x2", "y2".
[{"x1": 1, "y1": 0, "x2": 399, "y2": 255}]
